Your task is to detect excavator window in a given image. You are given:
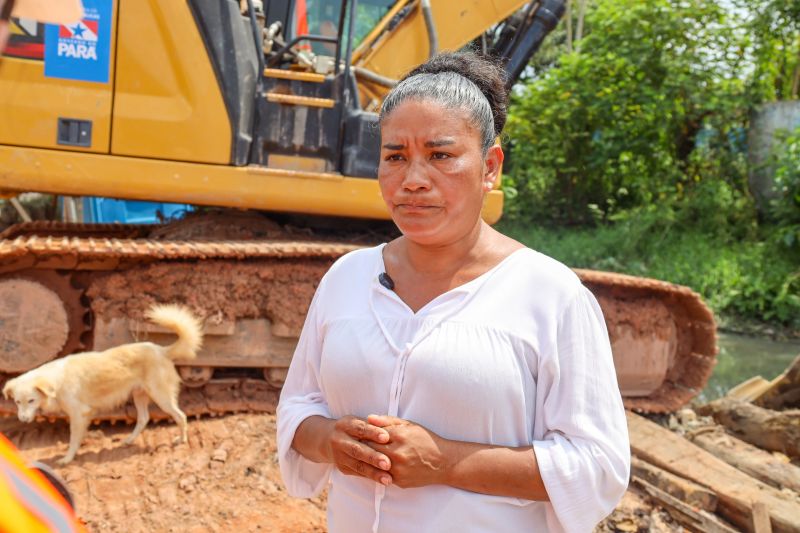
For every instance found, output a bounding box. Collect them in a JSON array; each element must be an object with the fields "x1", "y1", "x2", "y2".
[
  {"x1": 287, "y1": 0, "x2": 393, "y2": 57},
  {"x1": 347, "y1": 0, "x2": 394, "y2": 47},
  {"x1": 288, "y1": 0, "x2": 343, "y2": 56}
]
